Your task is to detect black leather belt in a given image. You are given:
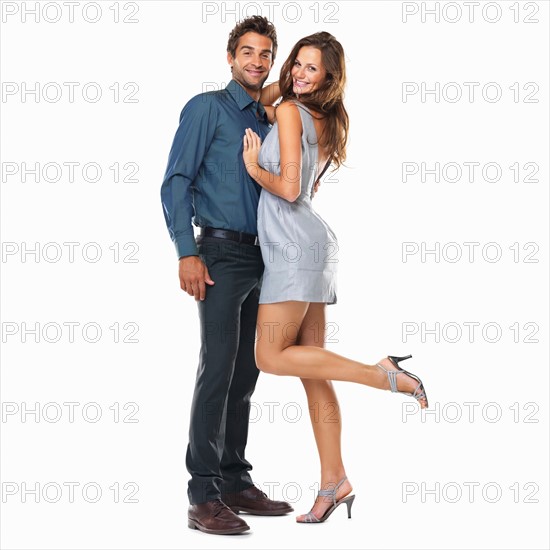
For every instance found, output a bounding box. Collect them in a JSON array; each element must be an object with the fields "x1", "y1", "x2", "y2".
[{"x1": 201, "y1": 226, "x2": 259, "y2": 246}]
